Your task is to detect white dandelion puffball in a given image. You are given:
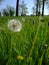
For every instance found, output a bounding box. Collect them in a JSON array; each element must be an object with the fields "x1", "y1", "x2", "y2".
[
  {"x1": 21, "y1": 18, "x2": 25, "y2": 22},
  {"x1": 8, "y1": 19, "x2": 22, "y2": 32},
  {"x1": 40, "y1": 17, "x2": 44, "y2": 22}
]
